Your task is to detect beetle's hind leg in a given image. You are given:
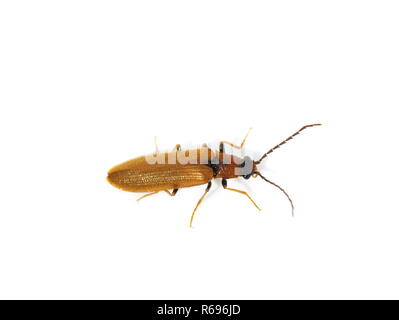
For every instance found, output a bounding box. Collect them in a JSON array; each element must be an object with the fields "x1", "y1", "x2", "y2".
[
  {"x1": 222, "y1": 178, "x2": 261, "y2": 210},
  {"x1": 219, "y1": 128, "x2": 252, "y2": 152},
  {"x1": 190, "y1": 182, "x2": 211, "y2": 228},
  {"x1": 154, "y1": 136, "x2": 160, "y2": 153},
  {"x1": 137, "y1": 189, "x2": 178, "y2": 202},
  {"x1": 137, "y1": 191, "x2": 159, "y2": 202},
  {"x1": 154, "y1": 139, "x2": 181, "y2": 153},
  {"x1": 166, "y1": 188, "x2": 179, "y2": 196}
]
